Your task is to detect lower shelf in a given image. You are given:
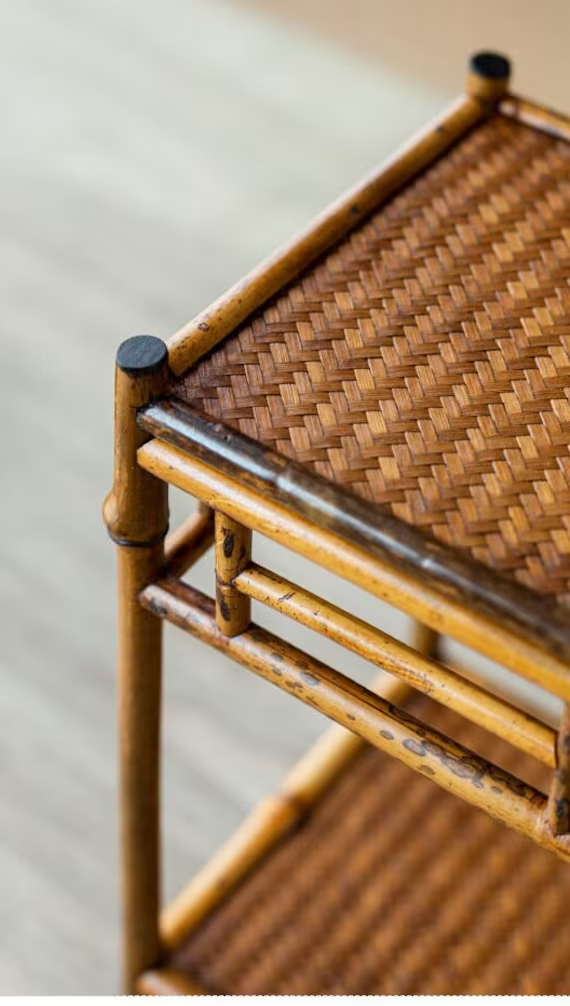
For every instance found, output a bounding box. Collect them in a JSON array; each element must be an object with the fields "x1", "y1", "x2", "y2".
[{"x1": 157, "y1": 698, "x2": 568, "y2": 994}]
